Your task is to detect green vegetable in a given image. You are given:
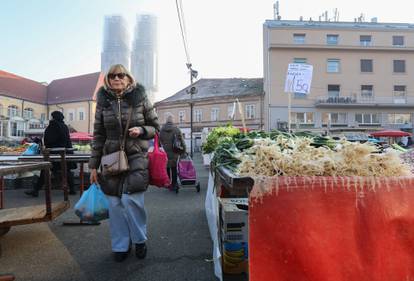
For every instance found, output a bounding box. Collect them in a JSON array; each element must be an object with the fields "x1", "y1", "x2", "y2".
[
  {"x1": 211, "y1": 142, "x2": 241, "y2": 172},
  {"x1": 310, "y1": 136, "x2": 337, "y2": 150},
  {"x1": 392, "y1": 143, "x2": 407, "y2": 152},
  {"x1": 235, "y1": 138, "x2": 254, "y2": 151},
  {"x1": 202, "y1": 126, "x2": 241, "y2": 154}
]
